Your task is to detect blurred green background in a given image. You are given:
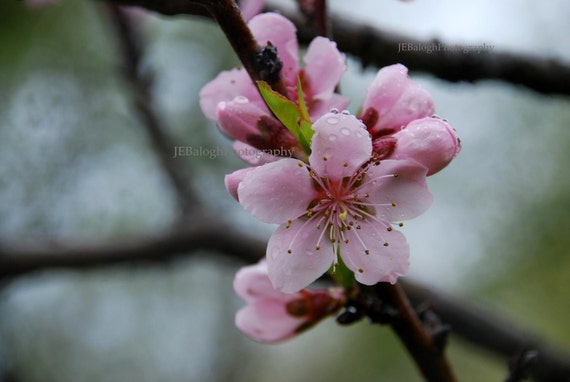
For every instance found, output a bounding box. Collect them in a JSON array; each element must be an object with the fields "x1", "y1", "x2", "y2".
[{"x1": 1, "y1": 0, "x2": 569, "y2": 381}]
